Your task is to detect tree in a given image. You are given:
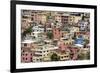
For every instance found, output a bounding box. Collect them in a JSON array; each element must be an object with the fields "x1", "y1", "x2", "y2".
[
  {"x1": 50, "y1": 53, "x2": 60, "y2": 61},
  {"x1": 22, "y1": 26, "x2": 33, "y2": 37},
  {"x1": 86, "y1": 51, "x2": 90, "y2": 59},
  {"x1": 78, "y1": 53, "x2": 85, "y2": 60},
  {"x1": 78, "y1": 51, "x2": 90, "y2": 60},
  {"x1": 83, "y1": 39, "x2": 89, "y2": 46},
  {"x1": 72, "y1": 33, "x2": 76, "y2": 40},
  {"x1": 46, "y1": 32, "x2": 53, "y2": 39}
]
